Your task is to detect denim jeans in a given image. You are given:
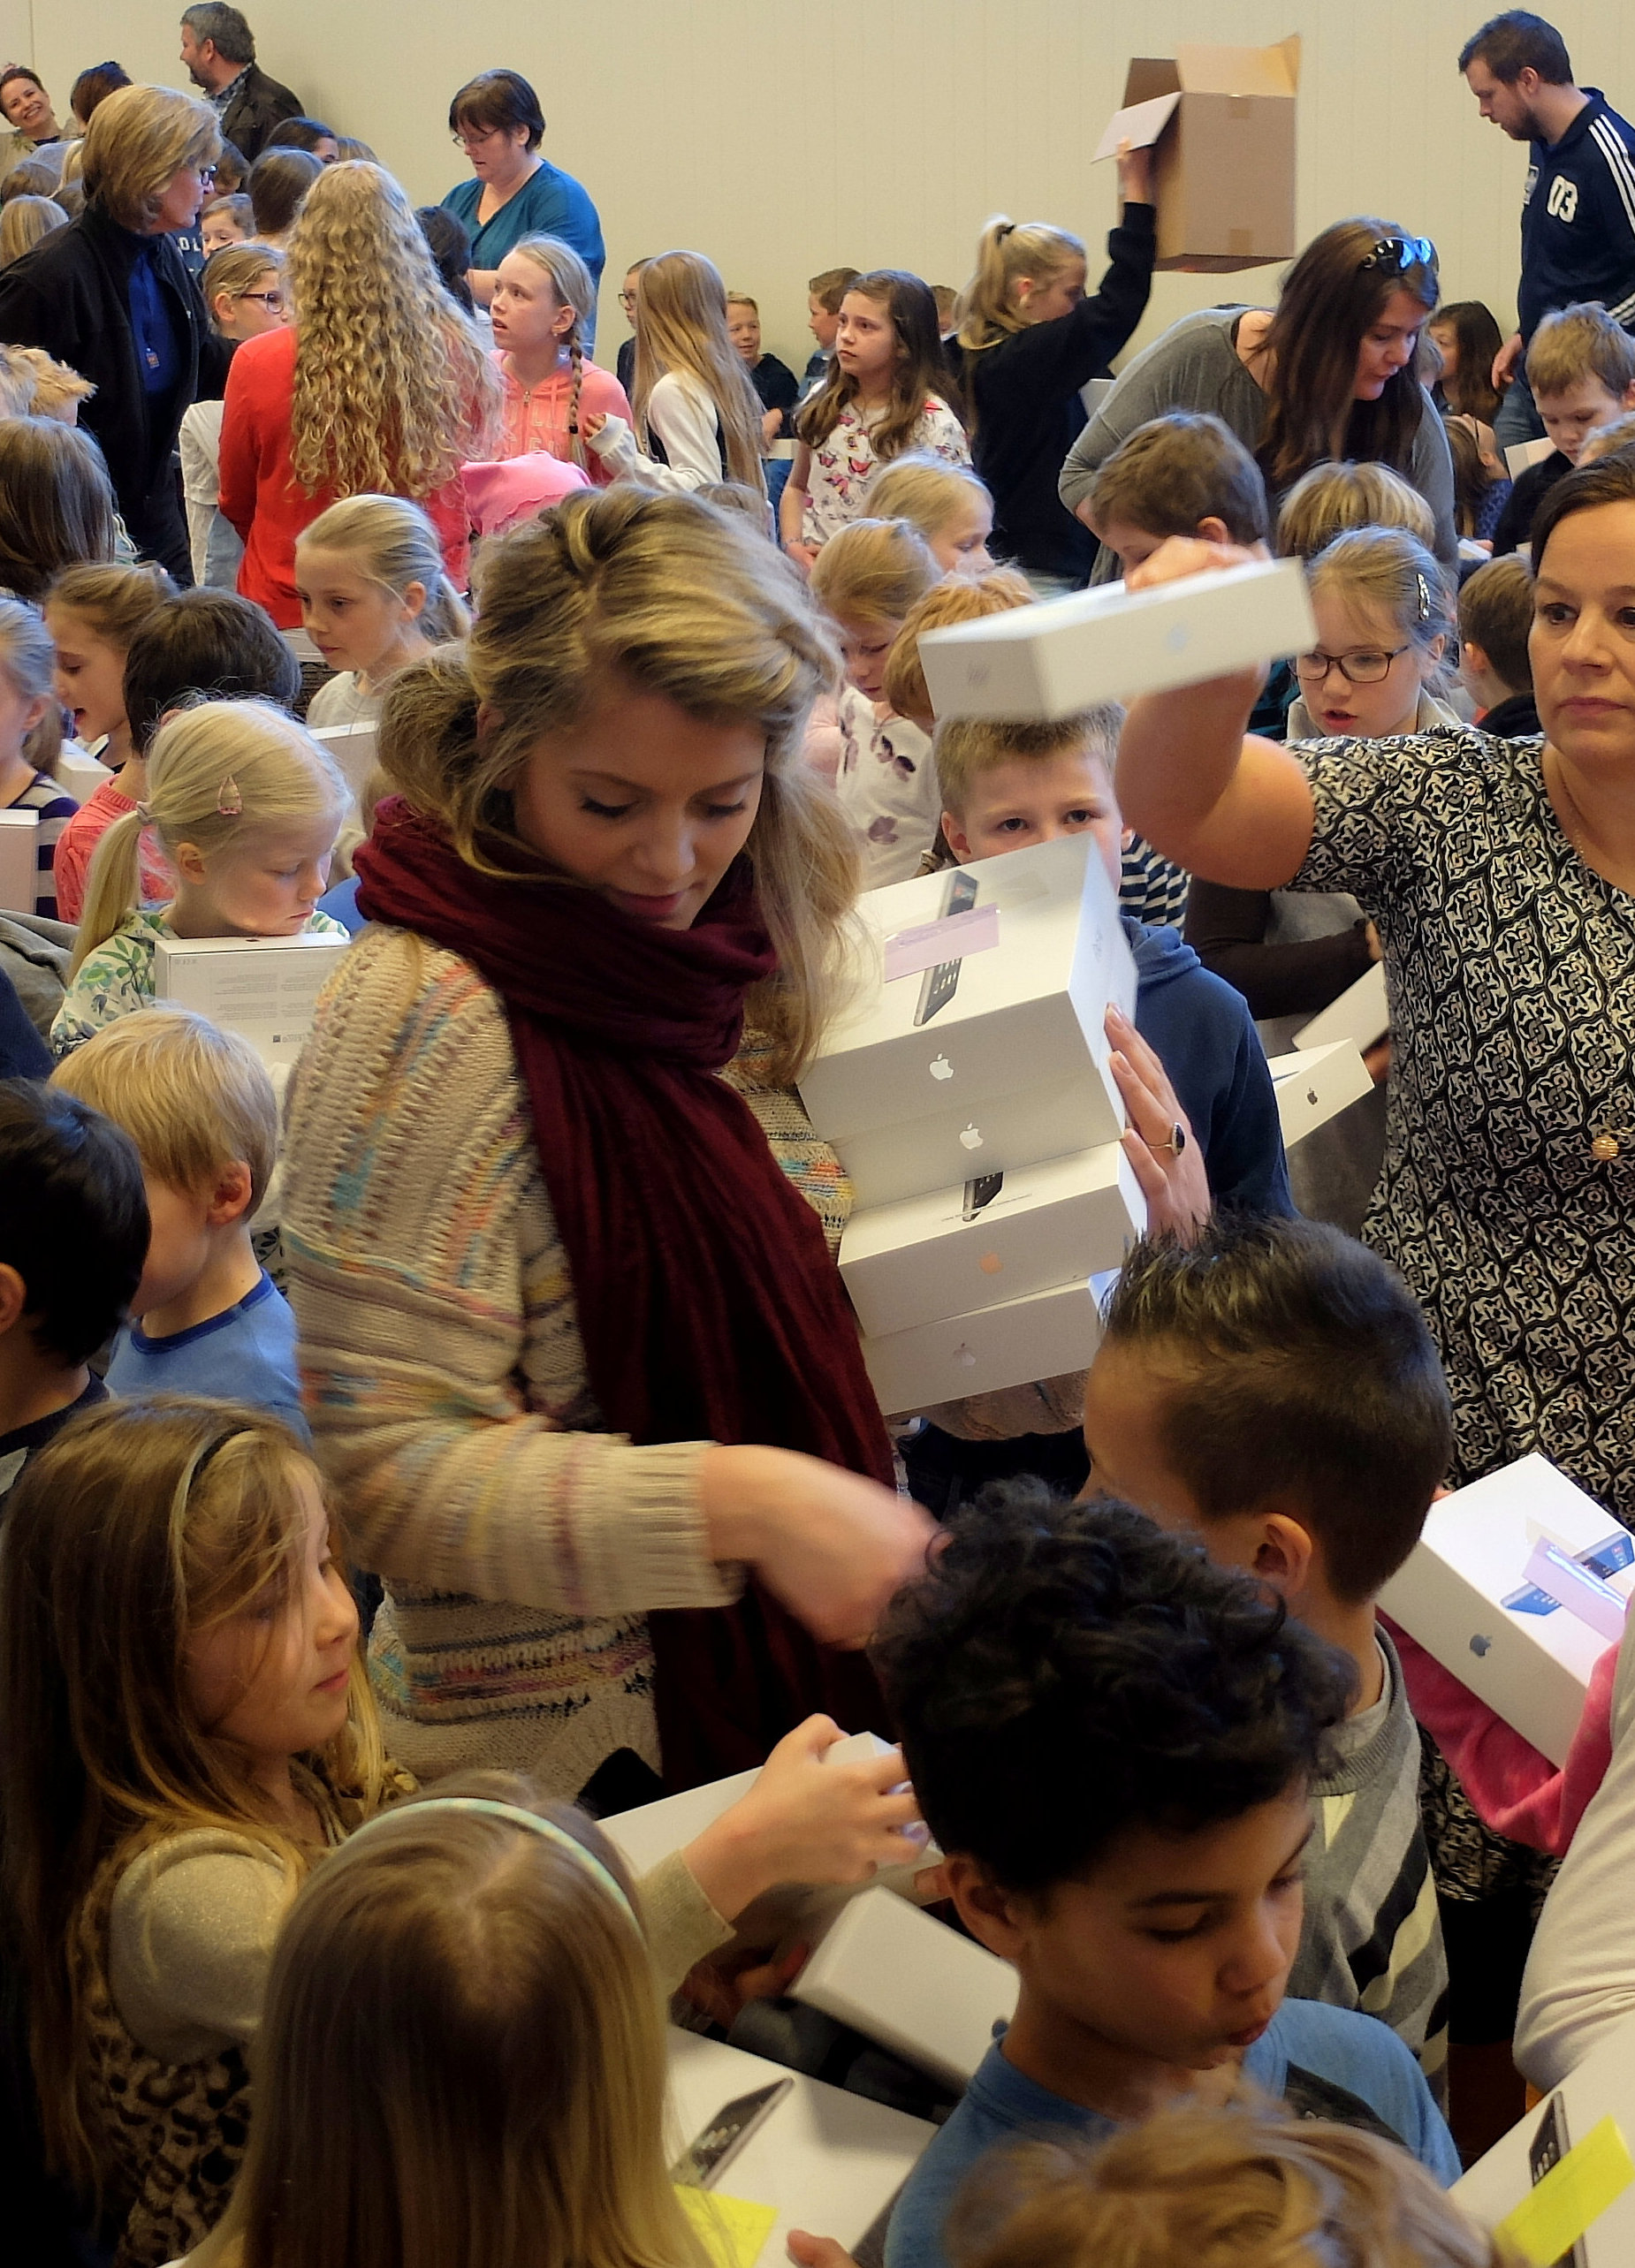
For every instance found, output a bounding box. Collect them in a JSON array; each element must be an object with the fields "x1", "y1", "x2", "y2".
[{"x1": 1494, "y1": 366, "x2": 1545, "y2": 452}]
